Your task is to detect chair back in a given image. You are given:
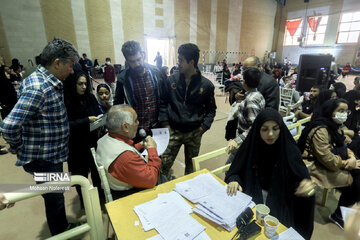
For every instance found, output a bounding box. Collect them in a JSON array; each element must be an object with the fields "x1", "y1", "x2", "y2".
[{"x1": 91, "y1": 148, "x2": 113, "y2": 203}]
